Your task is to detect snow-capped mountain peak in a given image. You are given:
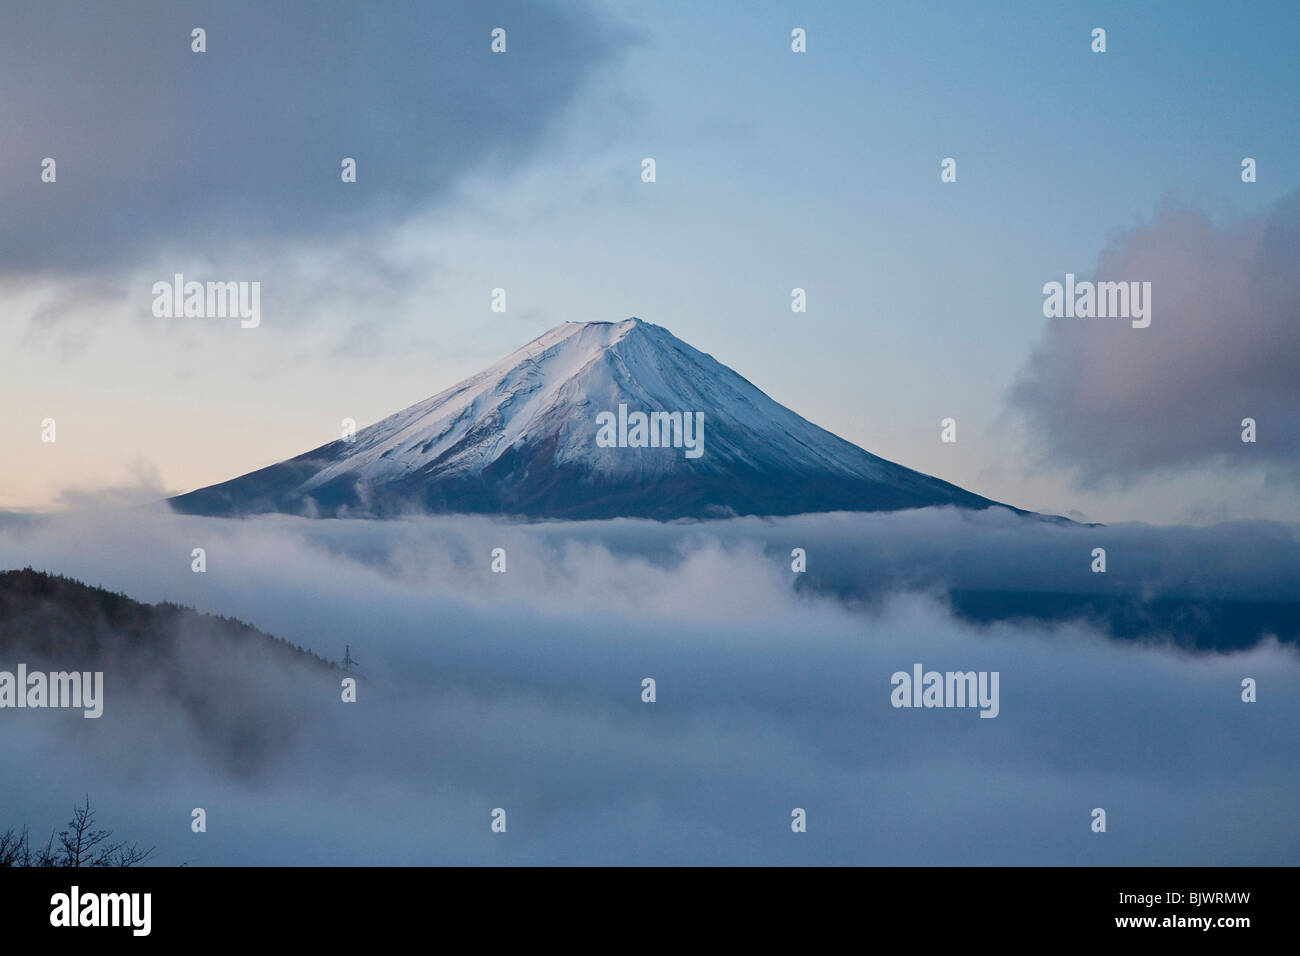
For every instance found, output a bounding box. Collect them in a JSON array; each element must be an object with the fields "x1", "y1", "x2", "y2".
[{"x1": 170, "y1": 318, "x2": 1014, "y2": 519}]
